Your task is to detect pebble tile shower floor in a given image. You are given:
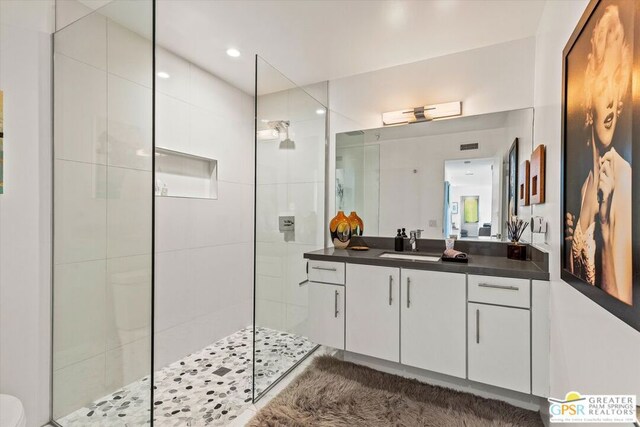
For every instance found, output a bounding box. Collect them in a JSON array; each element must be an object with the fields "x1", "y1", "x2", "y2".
[{"x1": 58, "y1": 327, "x2": 316, "y2": 426}]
